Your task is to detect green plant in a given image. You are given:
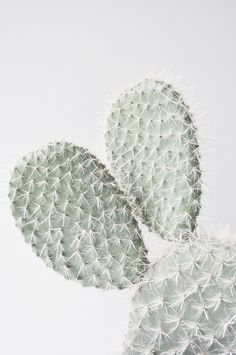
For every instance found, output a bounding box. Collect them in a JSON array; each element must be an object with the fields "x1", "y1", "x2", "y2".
[
  {"x1": 106, "y1": 79, "x2": 201, "y2": 239},
  {"x1": 9, "y1": 78, "x2": 234, "y2": 355},
  {"x1": 111, "y1": 80, "x2": 236, "y2": 355},
  {"x1": 123, "y1": 234, "x2": 236, "y2": 354},
  {"x1": 9, "y1": 141, "x2": 147, "y2": 289}
]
